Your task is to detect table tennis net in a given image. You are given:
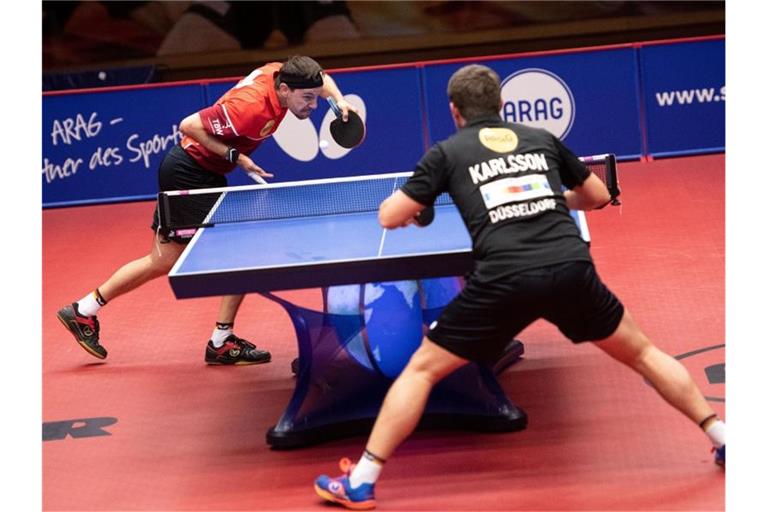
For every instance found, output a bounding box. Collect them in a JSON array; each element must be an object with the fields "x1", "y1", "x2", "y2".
[
  {"x1": 580, "y1": 153, "x2": 621, "y2": 205},
  {"x1": 158, "y1": 154, "x2": 618, "y2": 231},
  {"x1": 158, "y1": 175, "x2": 422, "y2": 231}
]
